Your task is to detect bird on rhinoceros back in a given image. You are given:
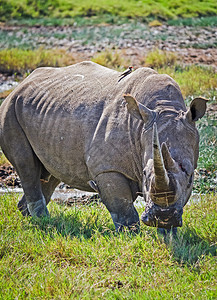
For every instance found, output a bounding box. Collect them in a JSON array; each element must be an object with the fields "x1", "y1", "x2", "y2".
[{"x1": 118, "y1": 66, "x2": 133, "y2": 82}]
